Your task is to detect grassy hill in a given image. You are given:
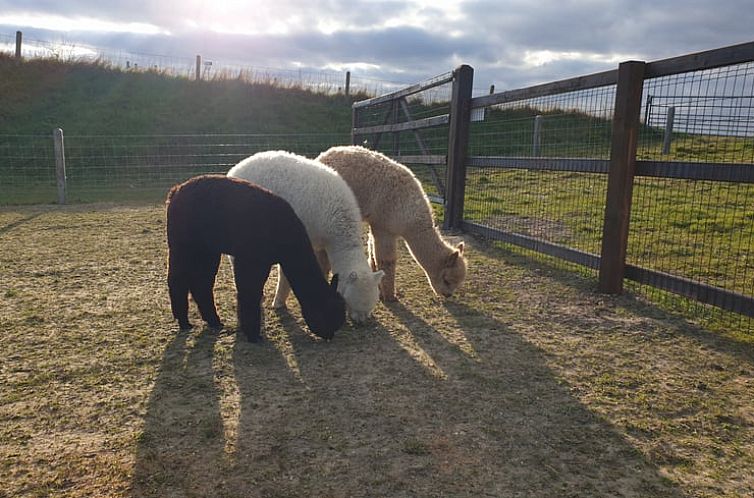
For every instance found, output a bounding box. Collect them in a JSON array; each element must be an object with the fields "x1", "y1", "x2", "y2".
[
  {"x1": 0, "y1": 54, "x2": 367, "y2": 204},
  {"x1": 0, "y1": 53, "x2": 360, "y2": 135}
]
